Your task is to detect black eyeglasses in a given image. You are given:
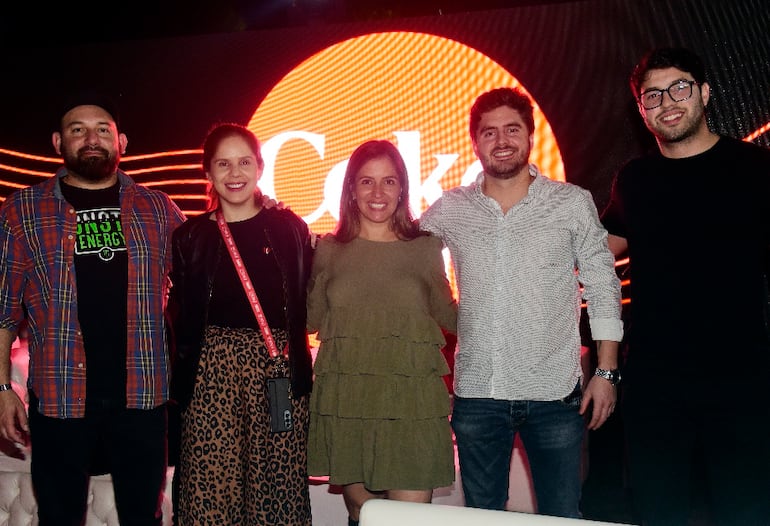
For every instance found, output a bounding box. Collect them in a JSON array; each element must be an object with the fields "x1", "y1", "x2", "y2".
[{"x1": 638, "y1": 80, "x2": 698, "y2": 110}]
